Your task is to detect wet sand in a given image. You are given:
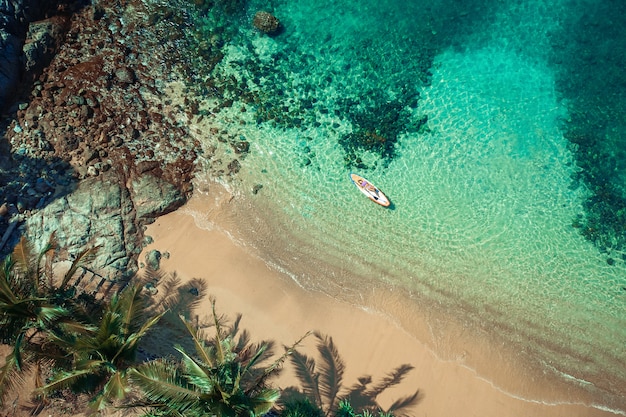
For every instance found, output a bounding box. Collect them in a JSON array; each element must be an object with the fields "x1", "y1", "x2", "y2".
[{"x1": 139, "y1": 182, "x2": 619, "y2": 417}]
